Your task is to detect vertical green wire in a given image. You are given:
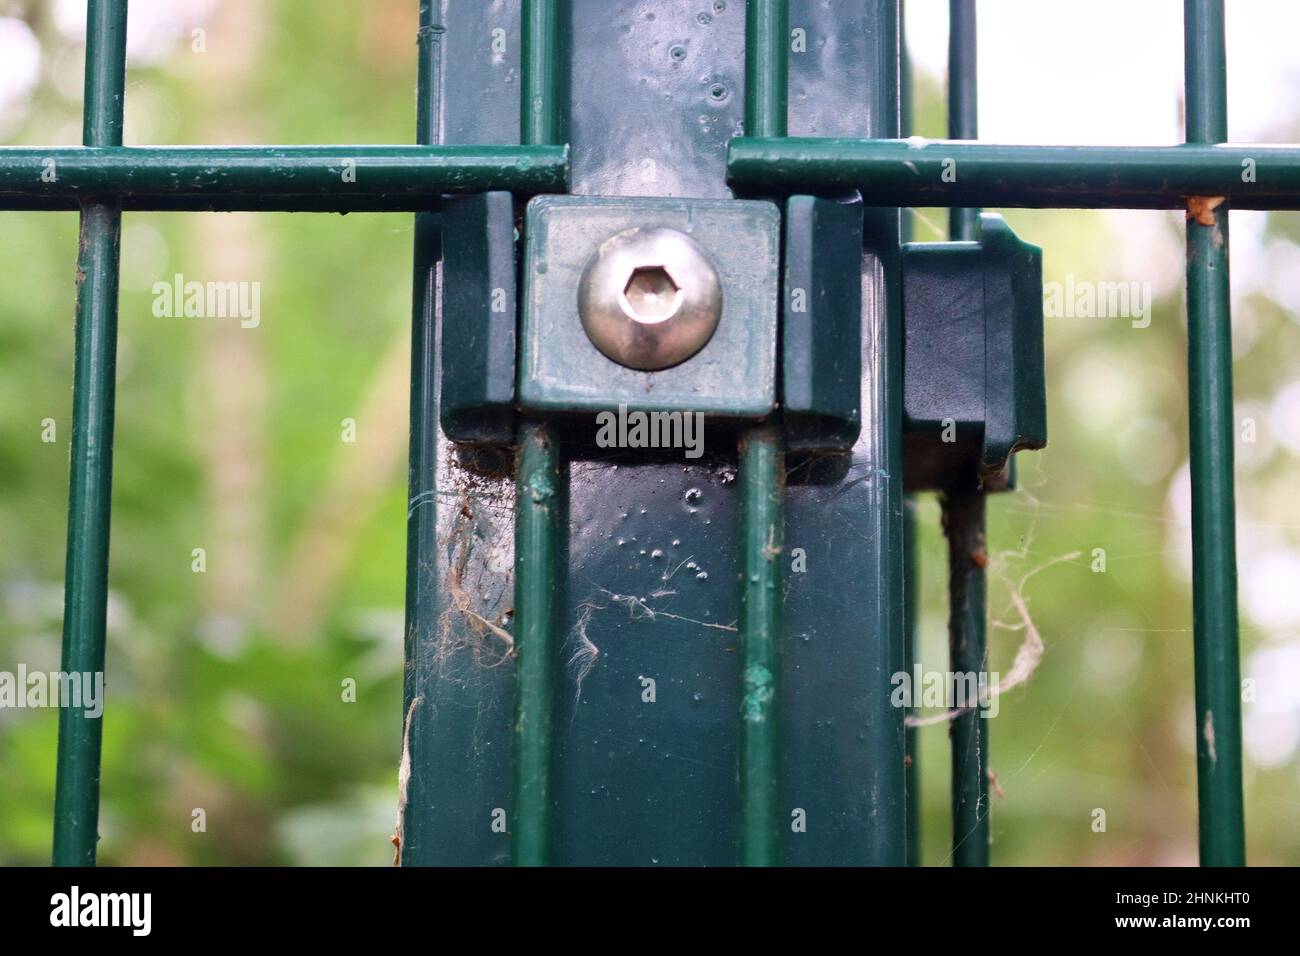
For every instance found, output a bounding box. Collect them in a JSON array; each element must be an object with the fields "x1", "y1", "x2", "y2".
[
  {"x1": 739, "y1": 0, "x2": 787, "y2": 867},
  {"x1": 512, "y1": 0, "x2": 563, "y2": 867},
  {"x1": 1183, "y1": 0, "x2": 1245, "y2": 867},
  {"x1": 521, "y1": 0, "x2": 563, "y2": 147},
  {"x1": 946, "y1": 0, "x2": 979, "y2": 243},
  {"x1": 512, "y1": 421, "x2": 561, "y2": 866},
  {"x1": 744, "y1": 0, "x2": 789, "y2": 139},
  {"x1": 942, "y1": 487, "x2": 988, "y2": 866},
  {"x1": 399, "y1": 0, "x2": 443, "y2": 866},
  {"x1": 53, "y1": 0, "x2": 127, "y2": 867},
  {"x1": 943, "y1": 0, "x2": 989, "y2": 868},
  {"x1": 900, "y1": 1, "x2": 922, "y2": 867},
  {"x1": 740, "y1": 424, "x2": 784, "y2": 867}
]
